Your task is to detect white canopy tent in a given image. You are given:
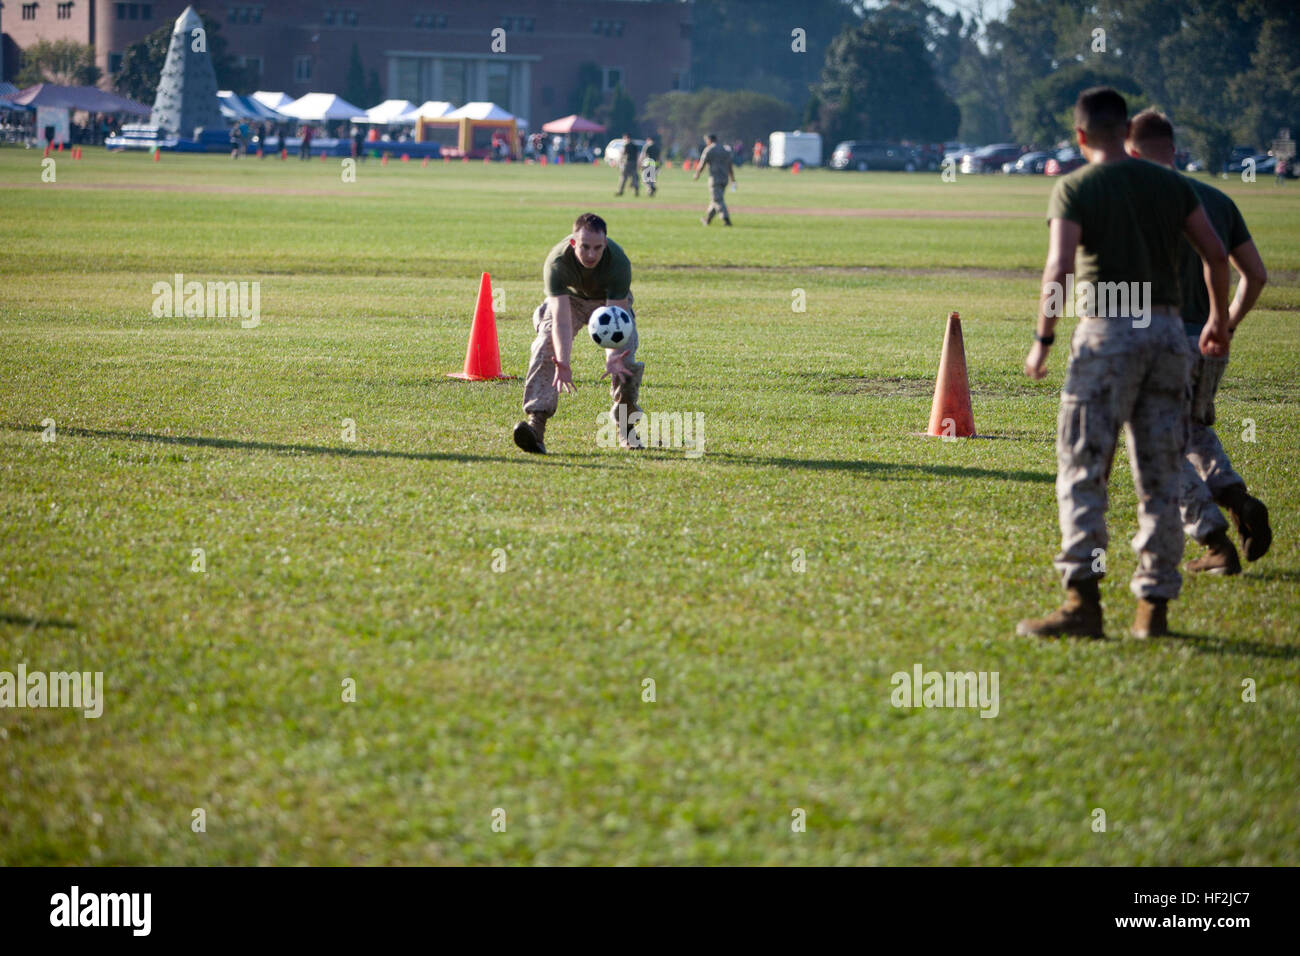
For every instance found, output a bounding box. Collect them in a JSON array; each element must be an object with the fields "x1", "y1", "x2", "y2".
[
  {"x1": 360, "y1": 99, "x2": 418, "y2": 125},
  {"x1": 278, "y1": 93, "x2": 366, "y2": 121},
  {"x1": 251, "y1": 91, "x2": 293, "y2": 110},
  {"x1": 415, "y1": 100, "x2": 455, "y2": 119},
  {"x1": 447, "y1": 101, "x2": 516, "y2": 121}
]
